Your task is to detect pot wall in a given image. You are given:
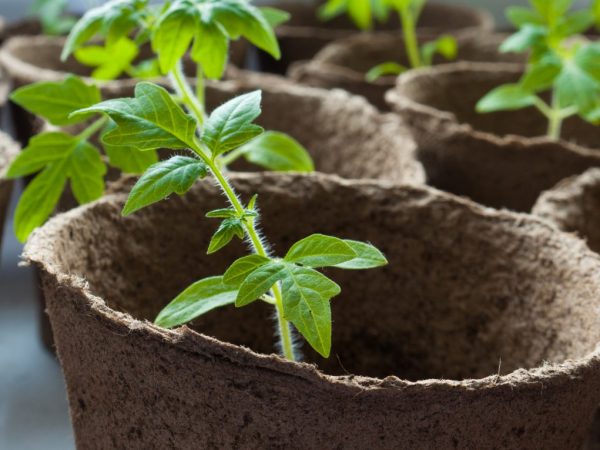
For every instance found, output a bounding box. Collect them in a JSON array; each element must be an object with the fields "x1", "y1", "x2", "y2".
[
  {"x1": 0, "y1": 132, "x2": 19, "y2": 256},
  {"x1": 25, "y1": 172, "x2": 600, "y2": 449}
]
